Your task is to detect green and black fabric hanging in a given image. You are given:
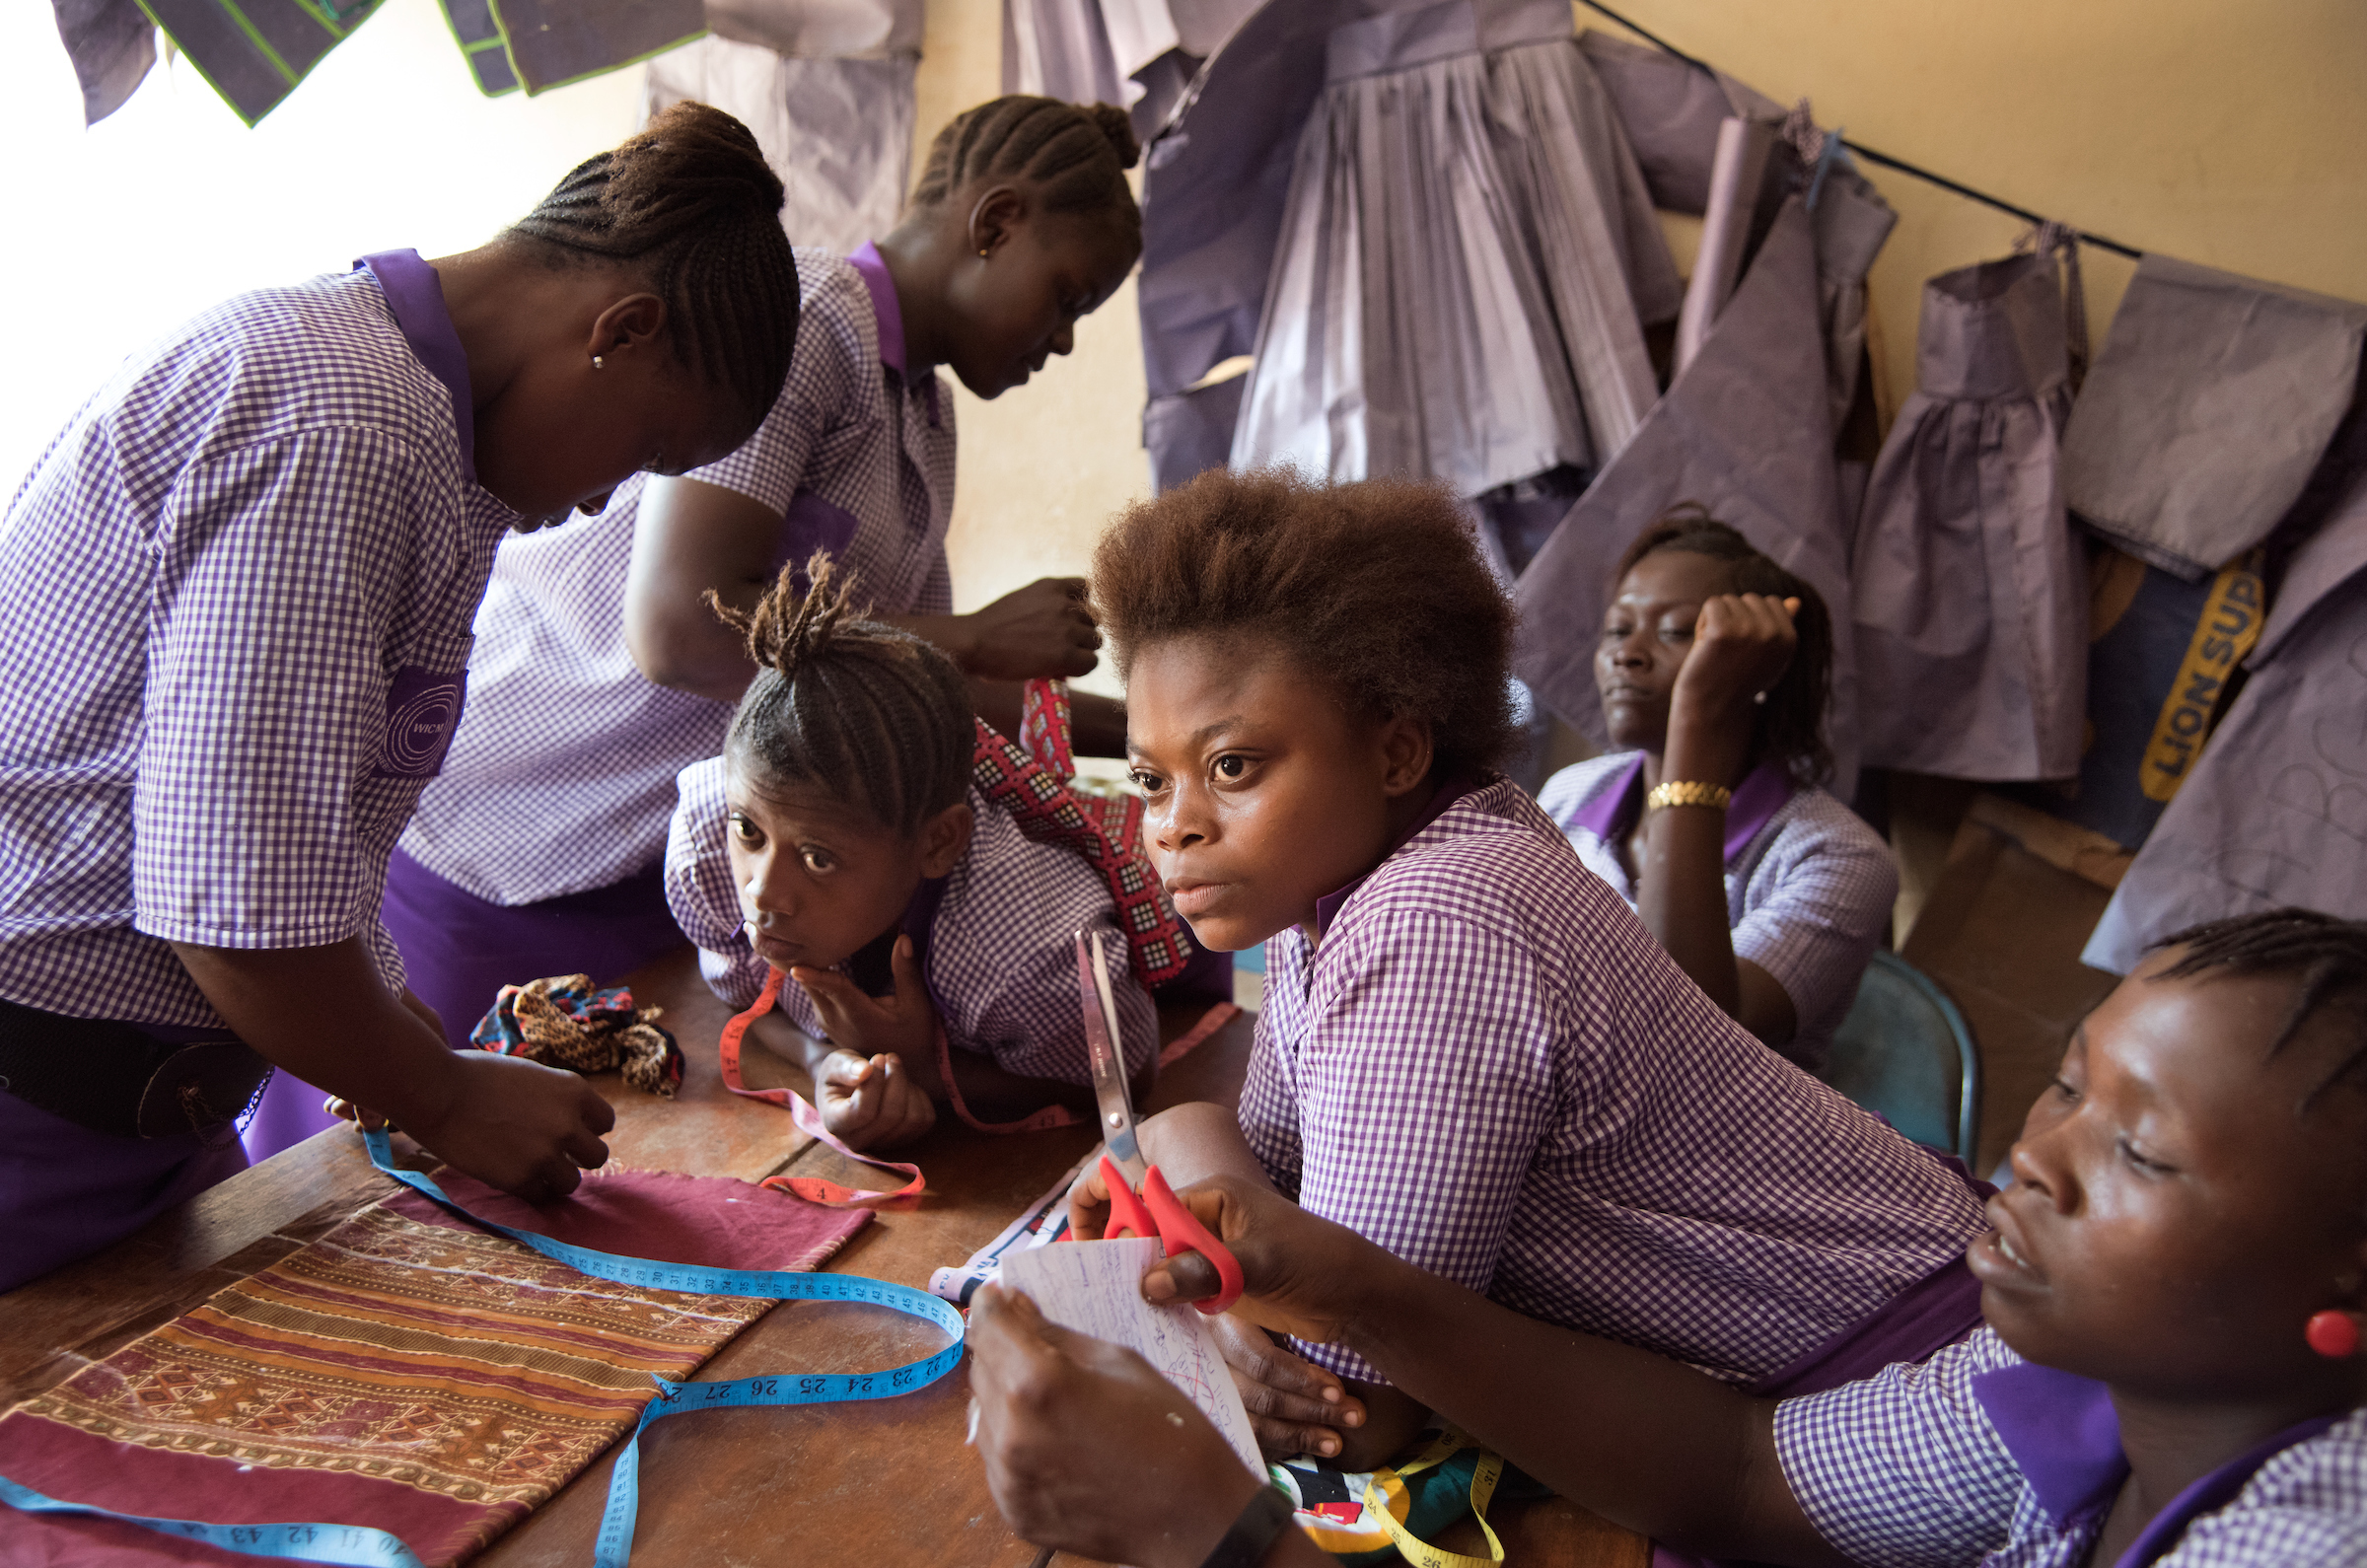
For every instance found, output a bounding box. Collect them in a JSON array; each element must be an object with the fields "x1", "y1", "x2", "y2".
[
  {"x1": 440, "y1": 0, "x2": 704, "y2": 98},
  {"x1": 136, "y1": 0, "x2": 383, "y2": 125}
]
